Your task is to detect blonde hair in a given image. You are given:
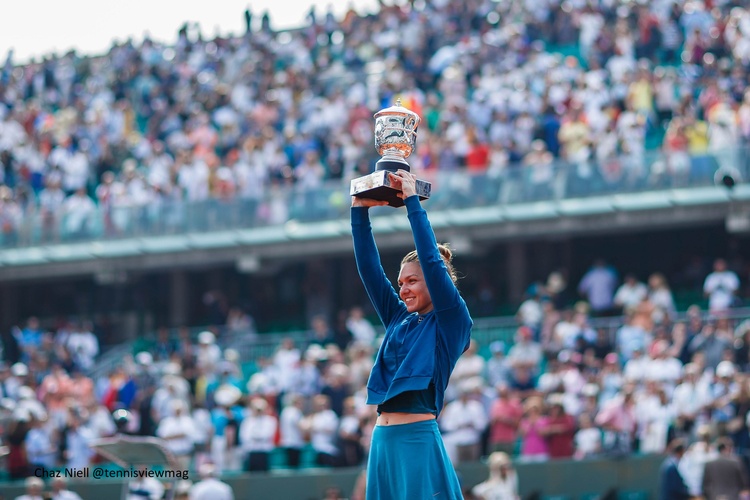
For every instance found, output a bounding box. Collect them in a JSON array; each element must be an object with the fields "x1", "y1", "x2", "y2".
[{"x1": 401, "y1": 244, "x2": 458, "y2": 284}]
